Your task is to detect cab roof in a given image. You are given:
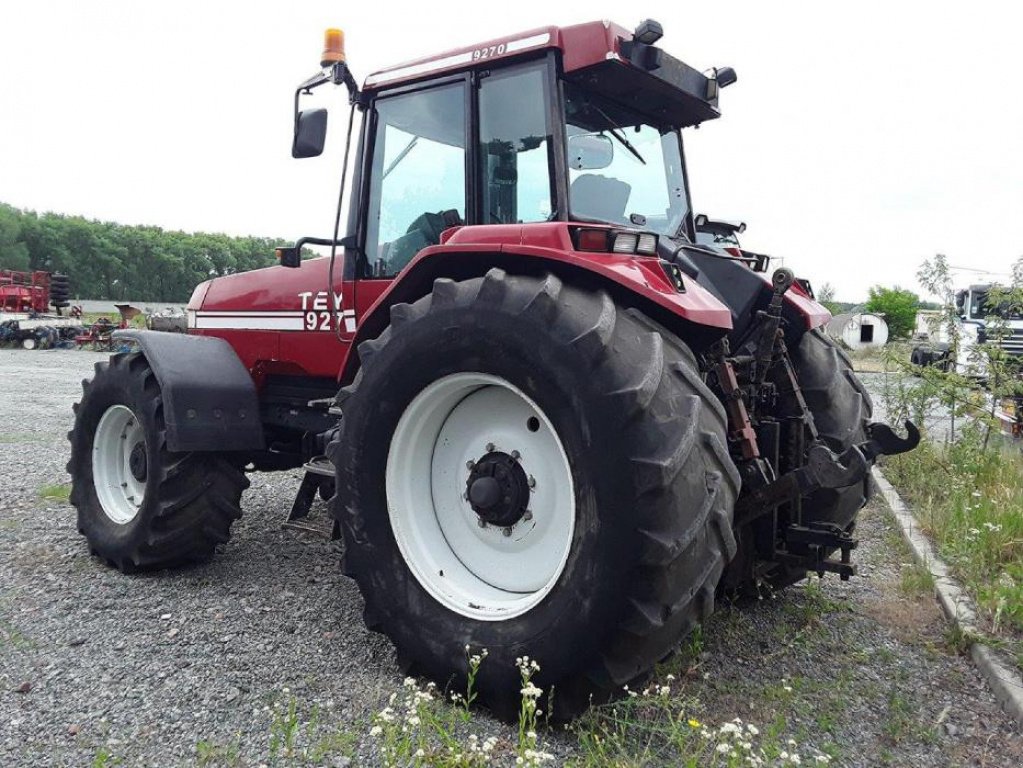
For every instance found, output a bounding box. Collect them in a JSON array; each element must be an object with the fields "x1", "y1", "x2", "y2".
[{"x1": 363, "y1": 20, "x2": 724, "y2": 127}]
